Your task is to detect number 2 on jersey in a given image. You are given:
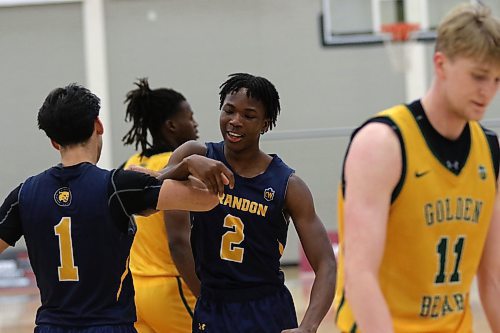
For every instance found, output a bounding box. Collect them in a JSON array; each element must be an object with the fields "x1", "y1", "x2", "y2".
[
  {"x1": 435, "y1": 236, "x2": 465, "y2": 284},
  {"x1": 220, "y1": 215, "x2": 245, "y2": 263},
  {"x1": 54, "y1": 217, "x2": 79, "y2": 281}
]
